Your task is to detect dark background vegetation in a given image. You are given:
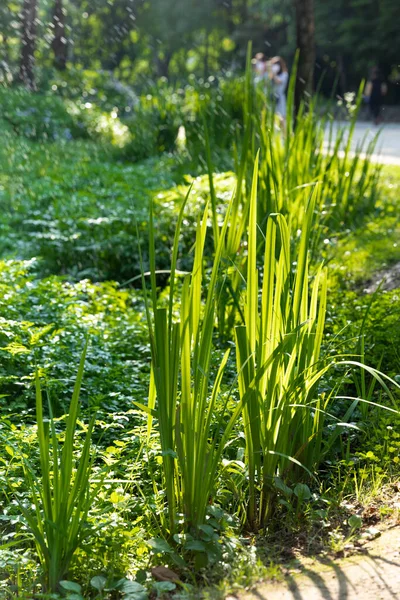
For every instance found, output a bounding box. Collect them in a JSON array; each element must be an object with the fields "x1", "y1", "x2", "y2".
[{"x1": 1, "y1": 0, "x2": 400, "y2": 101}]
